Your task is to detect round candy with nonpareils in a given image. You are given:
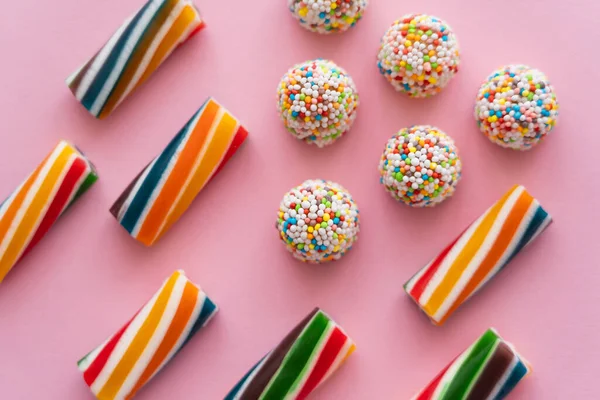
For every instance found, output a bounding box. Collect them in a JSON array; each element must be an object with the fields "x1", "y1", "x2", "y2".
[
  {"x1": 475, "y1": 64, "x2": 559, "y2": 150},
  {"x1": 377, "y1": 14, "x2": 460, "y2": 98},
  {"x1": 288, "y1": 0, "x2": 368, "y2": 34},
  {"x1": 277, "y1": 59, "x2": 359, "y2": 147},
  {"x1": 276, "y1": 180, "x2": 360, "y2": 263},
  {"x1": 378, "y1": 125, "x2": 462, "y2": 207}
]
